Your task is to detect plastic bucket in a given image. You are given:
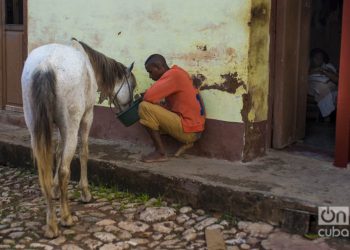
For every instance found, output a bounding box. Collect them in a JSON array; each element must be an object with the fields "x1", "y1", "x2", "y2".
[{"x1": 116, "y1": 98, "x2": 143, "y2": 127}]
